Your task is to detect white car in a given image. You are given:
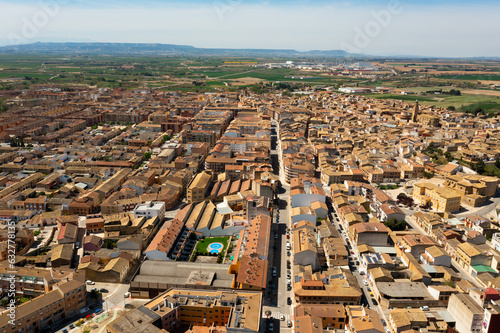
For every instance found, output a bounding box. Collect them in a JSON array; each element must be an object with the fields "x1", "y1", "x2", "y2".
[
  {"x1": 86, "y1": 280, "x2": 95, "y2": 285},
  {"x1": 363, "y1": 280, "x2": 368, "y2": 286},
  {"x1": 280, "y1": 314, "x2": 285, "y2": 321}
]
